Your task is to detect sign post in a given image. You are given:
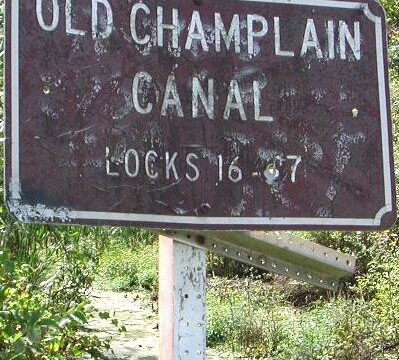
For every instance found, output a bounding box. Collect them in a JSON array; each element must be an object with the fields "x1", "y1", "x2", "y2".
[
  {"x1": 3, "y1": 0, "x2": 394, "y2": 359},
  {"x1": 159, "y1": 236, "x2": 207, "y2": 360},
  {"x1": 158, "y1": 230, "x2": 356, "y2": 359}
]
